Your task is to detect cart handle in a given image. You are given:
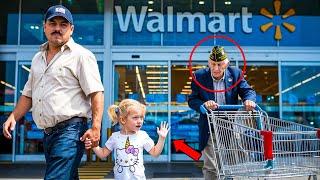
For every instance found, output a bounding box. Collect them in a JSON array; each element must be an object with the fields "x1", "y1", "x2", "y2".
[{"x1": 200, "y1": 104, "x2": 263, "y2": 114}]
